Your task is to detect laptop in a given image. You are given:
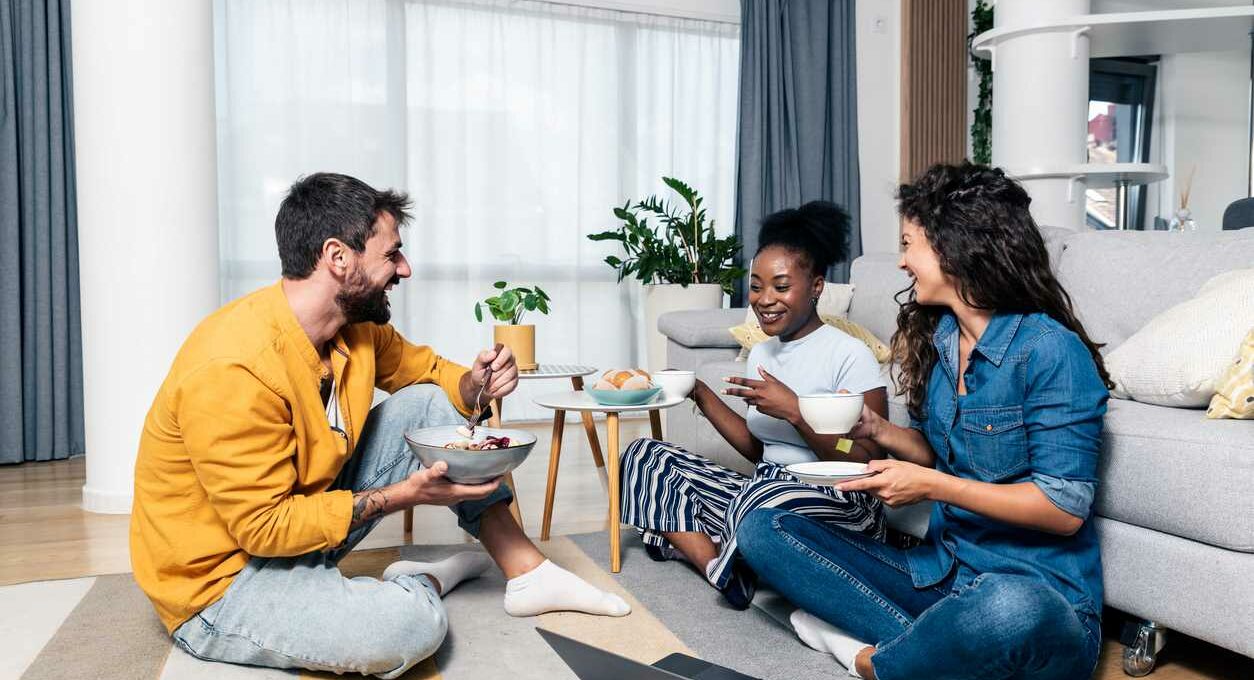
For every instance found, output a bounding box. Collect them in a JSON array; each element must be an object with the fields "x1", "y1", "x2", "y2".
[{"x1": 537, "y1": 627, "x2": 760, "y2": 680}]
